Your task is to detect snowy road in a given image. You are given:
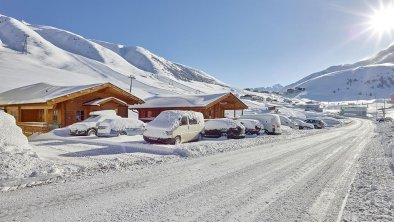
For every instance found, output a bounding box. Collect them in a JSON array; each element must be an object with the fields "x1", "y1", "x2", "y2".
[{"x1": 0, "y1": 119, "x2": 375, "y2": 222}]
